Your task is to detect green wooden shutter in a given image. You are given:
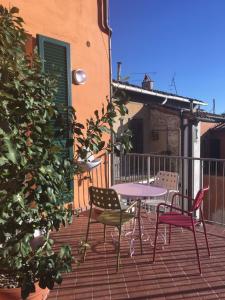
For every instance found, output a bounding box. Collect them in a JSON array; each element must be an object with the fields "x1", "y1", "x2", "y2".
[{"x1": 37, "y1": 35, "x2": 73, "y2": 203}]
